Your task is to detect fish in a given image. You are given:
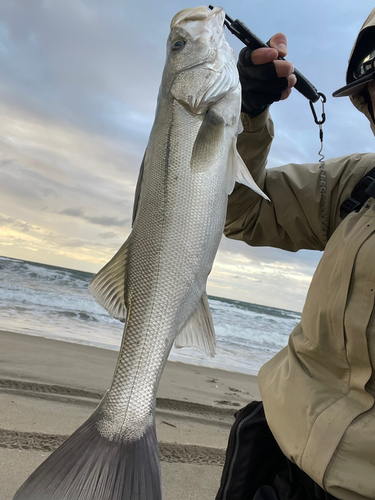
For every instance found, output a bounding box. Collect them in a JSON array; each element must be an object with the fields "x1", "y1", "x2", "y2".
[{"x1": 13, "y1": 6, "x2": 268, "y2": 500}]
